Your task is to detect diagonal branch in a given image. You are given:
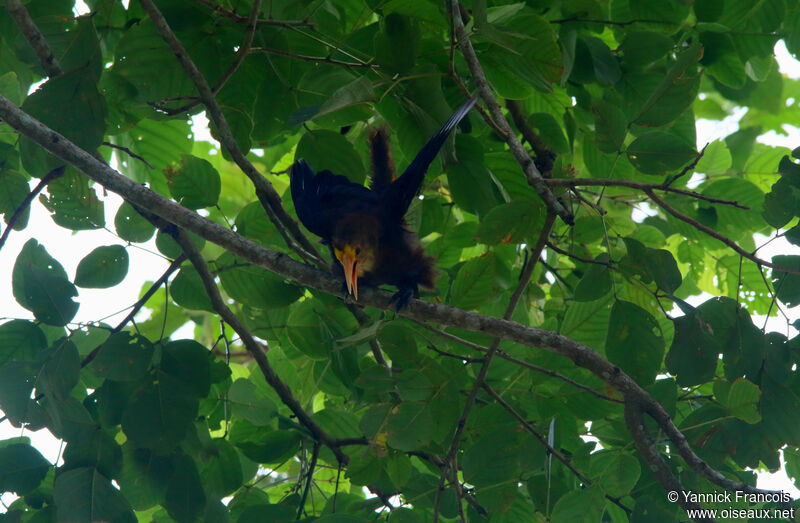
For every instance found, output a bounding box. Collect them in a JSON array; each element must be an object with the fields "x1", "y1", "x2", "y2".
[
  {"x1": 545, "y1": 178, "x2": 748, "y2": 209},
  {"x1": 5, "y1": 0, "x2": 62, "y2": 77},
  {"x1": 191, "y1": 0, "x2": 313, "y2": 27},
  {"x1": 0, "y1": 166, "x2": 64, "y2": 252},
  {"x1": 140, "y1": 0, "x2": 325, "y2": 268},
  {"x1": 0, "y1": 93, "x2": 786, "y2": 503},
  {"x1": 448, "y1": 1, "x2": 573, "y2": 224},
  {"x1": 644, "y1": 189, "x2": 799, "y2": 274}
]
